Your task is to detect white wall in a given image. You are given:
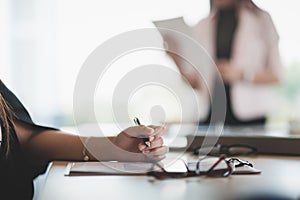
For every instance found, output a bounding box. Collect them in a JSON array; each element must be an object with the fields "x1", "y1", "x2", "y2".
[{"x1": 1, "y1": 0, "x2": 300, "y2": 127}]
